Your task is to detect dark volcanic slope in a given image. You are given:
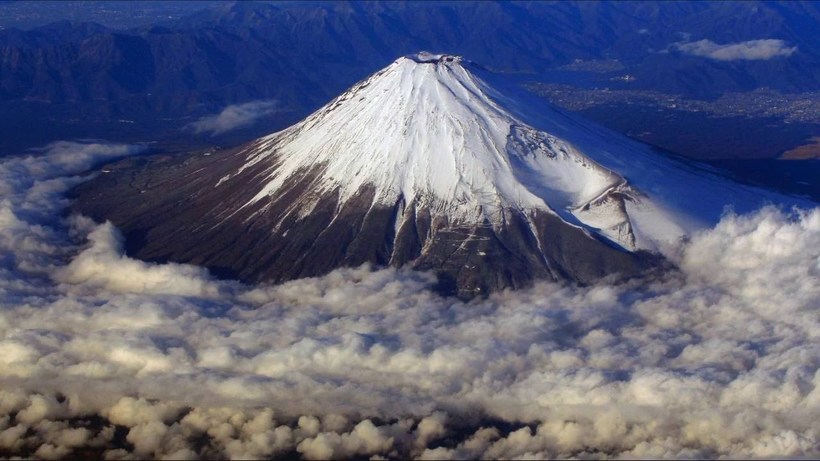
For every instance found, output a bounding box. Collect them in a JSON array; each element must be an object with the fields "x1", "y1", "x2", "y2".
[{"x1": 70, "y1": 145, "x2": 660, "y2": 298}]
